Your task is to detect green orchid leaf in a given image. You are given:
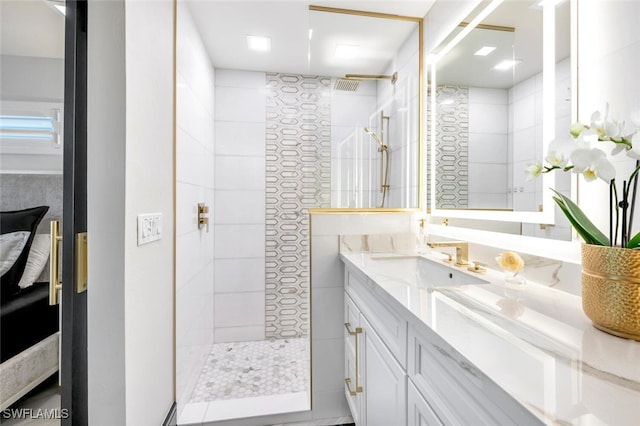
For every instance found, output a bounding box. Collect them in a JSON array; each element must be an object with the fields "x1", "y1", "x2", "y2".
[
  {"x1": 627, "y1": 231, "x2": 640, "y2": 249},
  {"x1": 552, "y1": 197, "x2": 599, "y2": 245},
  {"x1": 551, "y1": 189, "x2": 610, "y2": 246}
]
